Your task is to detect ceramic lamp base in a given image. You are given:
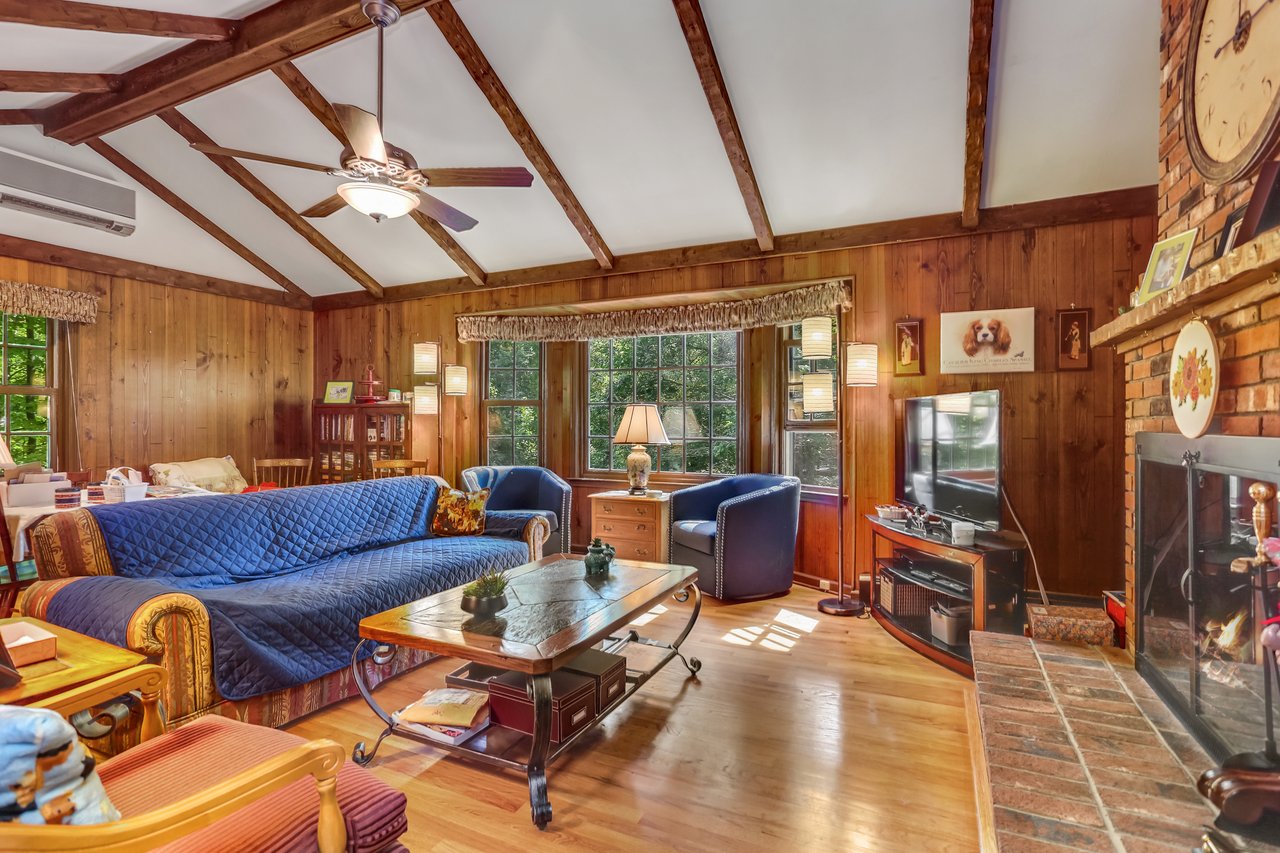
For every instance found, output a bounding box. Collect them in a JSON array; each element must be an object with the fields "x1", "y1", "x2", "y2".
[{"x1": 625, "y1": 443, "x2": 652, "y2": 494}]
